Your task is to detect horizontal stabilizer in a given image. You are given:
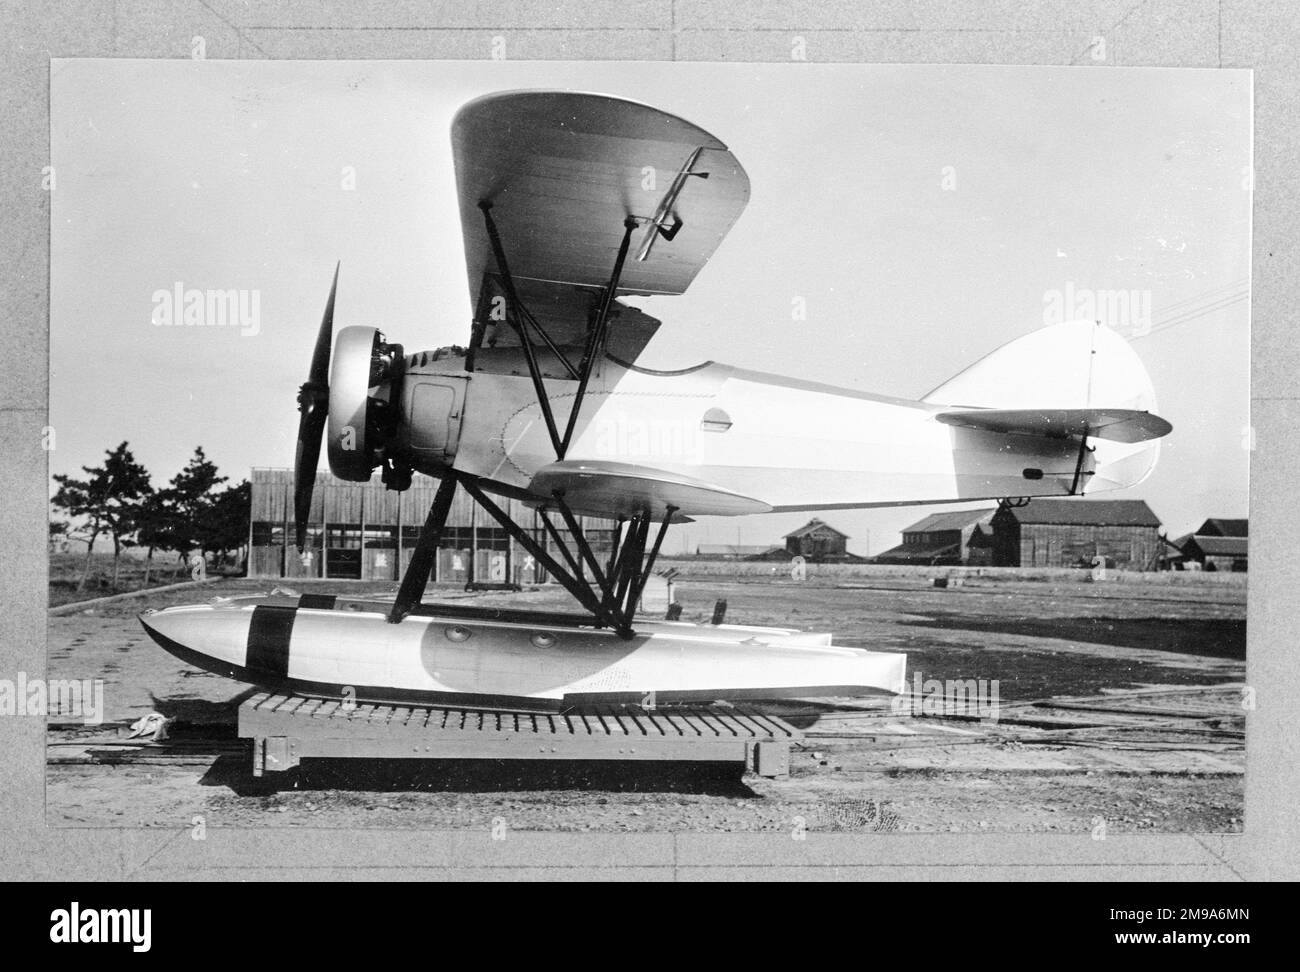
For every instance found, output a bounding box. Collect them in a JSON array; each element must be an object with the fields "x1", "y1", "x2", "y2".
[
  {"x1": 935, "y1": 407, "x2": 1173, "y2": 444},
  {"x1": 529, "y1": 461, "x2": 773, "y2": 519}
]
